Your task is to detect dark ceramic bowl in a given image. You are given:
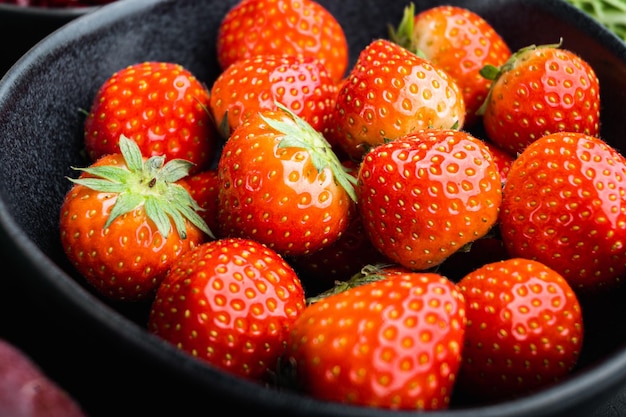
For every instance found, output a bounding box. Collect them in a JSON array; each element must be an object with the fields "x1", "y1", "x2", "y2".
[
  {"x1": 2, "y1": 0, "x2": 626, "y2": 416},
  {"x1": 0, "y1": 3, "x2": 104, "y2": 75}
]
